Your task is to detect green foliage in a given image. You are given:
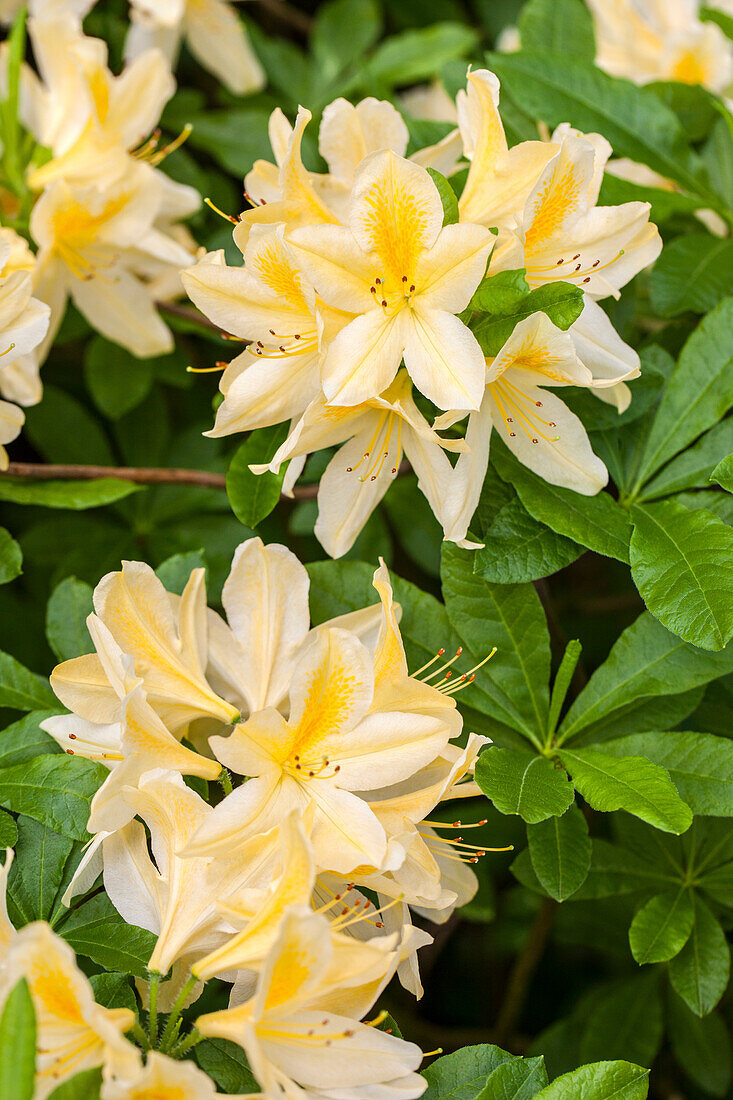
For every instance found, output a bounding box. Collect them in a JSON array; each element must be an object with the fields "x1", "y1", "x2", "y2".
[
  {"x1": 0, "y1": 980, "x2": 35, "y2": 1100},
  {"x1": 471, "y1": 282, "x2": 584, "y2": 357},
  {"x1": 226, "y1": 424, "x2": 289, "y2": 528}
]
